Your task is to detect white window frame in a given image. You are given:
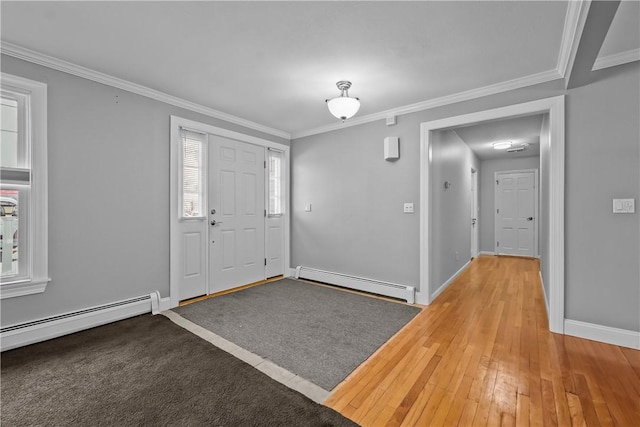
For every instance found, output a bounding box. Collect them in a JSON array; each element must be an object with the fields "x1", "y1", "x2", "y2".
[{"x1": 0, "y1": 73, "x2": 49, "y2": 299}]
